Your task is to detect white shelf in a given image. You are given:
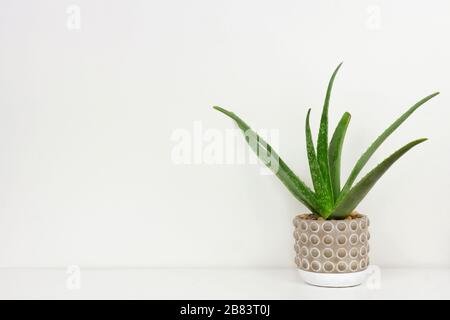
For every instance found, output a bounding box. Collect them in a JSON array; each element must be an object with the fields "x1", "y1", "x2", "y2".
[{"x1": 0, "y1": 268, "x2": 449, "y2": 300}]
